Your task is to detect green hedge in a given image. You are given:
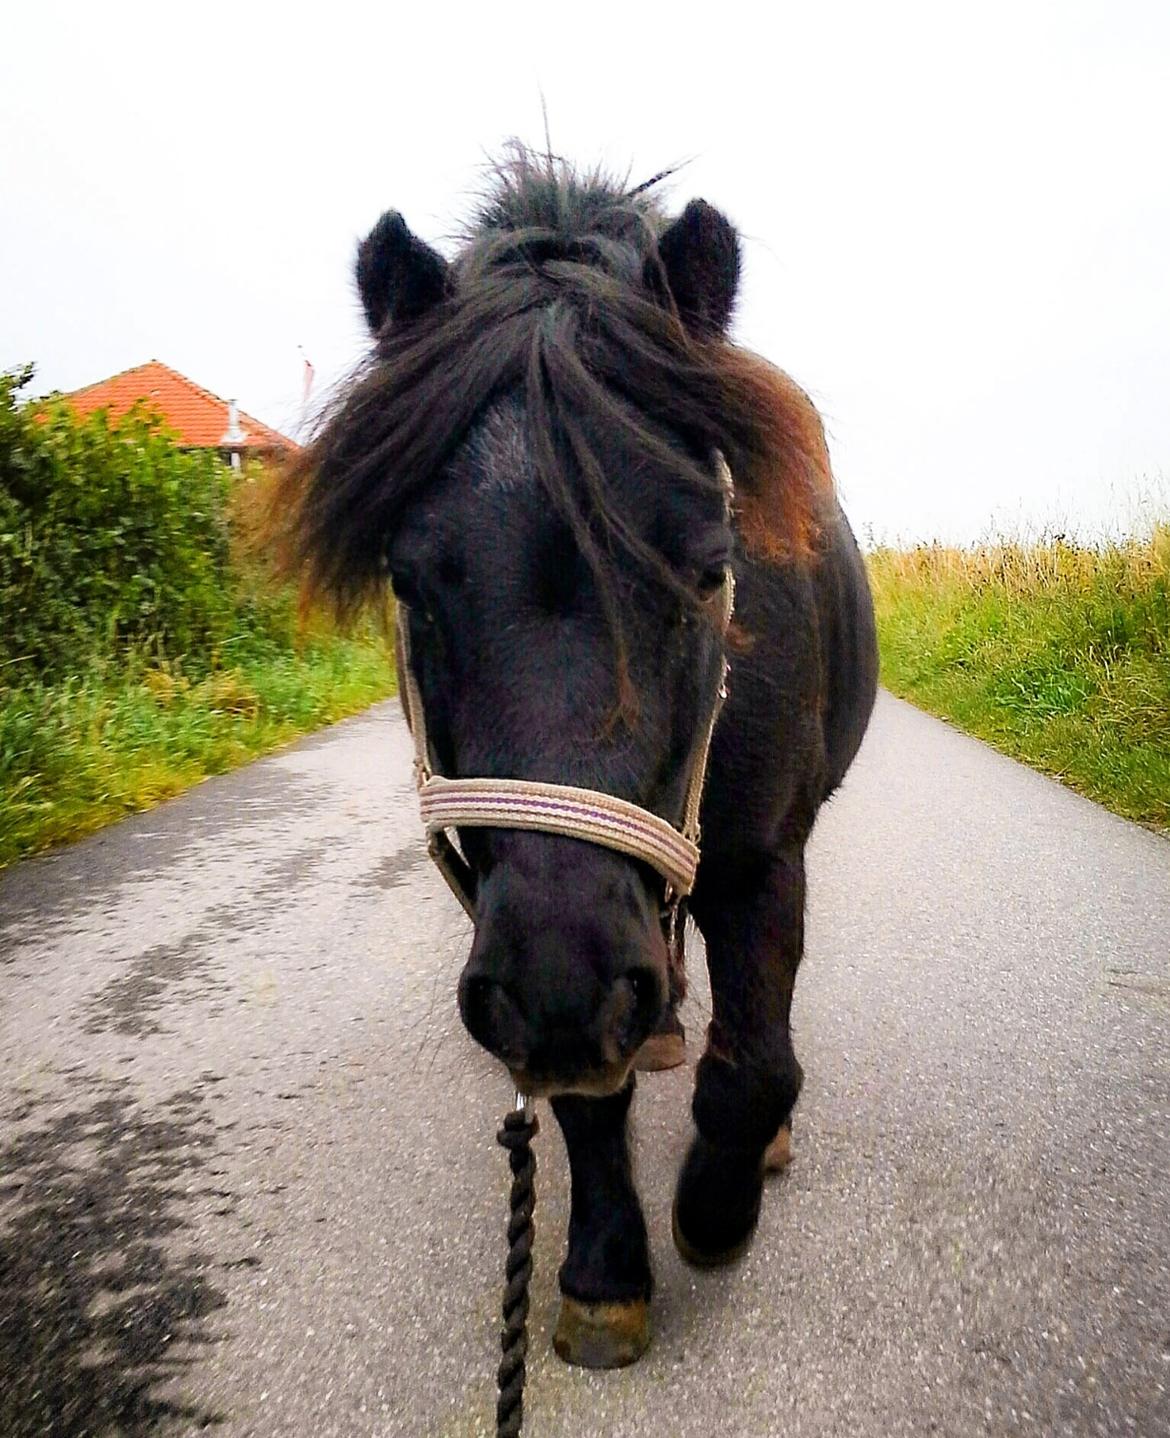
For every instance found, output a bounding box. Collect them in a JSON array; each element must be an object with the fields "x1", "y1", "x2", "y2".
[
  {"x1": 0, "y1": 365, "x2": 254, "y2": 681},
  {"x1": 0, "y1": 365, "x2": 395, "y2": 866}
]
